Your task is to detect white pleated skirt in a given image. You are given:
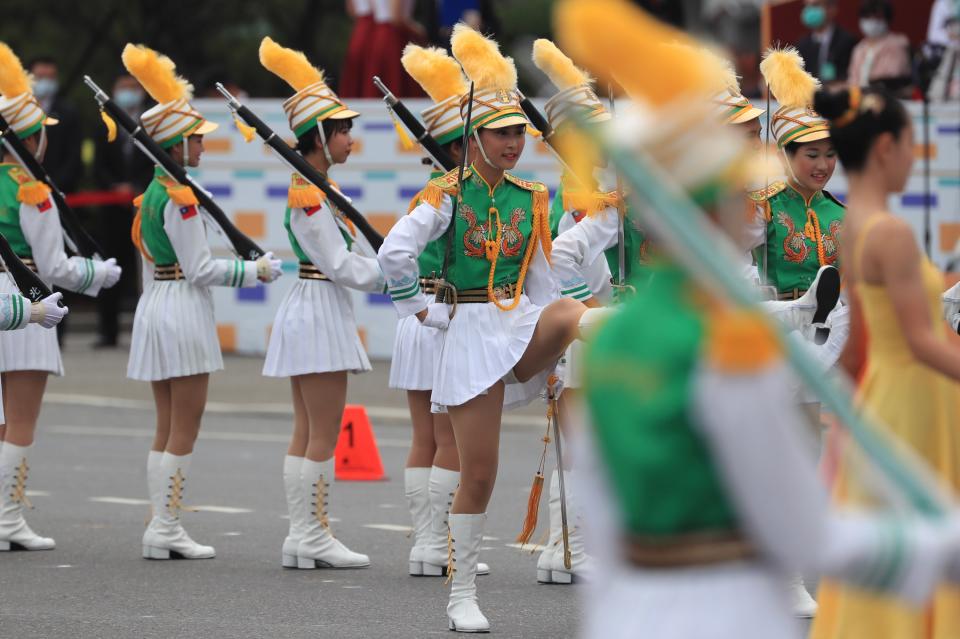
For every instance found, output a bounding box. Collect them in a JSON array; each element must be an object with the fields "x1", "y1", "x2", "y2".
[
  {"x1": 263, "y1": 279, "x2": 371, "y2": 377},
  {"x1": 0, "y1": 276, "x2": 62, "y2": 375},
  {"x1": 127, "y1": 280, "x2": 223, "y2": 381},
  {"x1": 388, "y1": 314, "x2": 442, "y2": 391},
  {"x1": 431, "y1": 294, "x2": 549, "y2": 411}
]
